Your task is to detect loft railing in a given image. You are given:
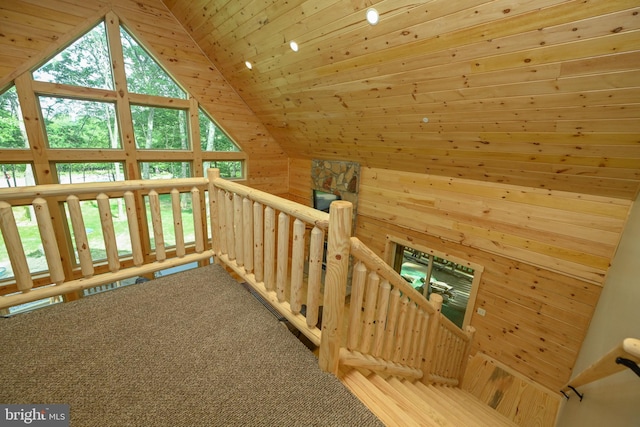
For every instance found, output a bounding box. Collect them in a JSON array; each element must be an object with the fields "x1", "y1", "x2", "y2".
[
  {"x1": 0, "y1": 177, "x2": 213, "y2": 310},
  {"x1": 561, "y1": 338, "x2": 640, "y2": 400},
  {"x1": 206, "y1": 169, "x2": 329, "y2": 346},
  {"x1": 0, "y1": 168, "x2": 474, "y2": 386},
  {"x1": 207, "y1": 169, "x2": 475, "y2": 386}
]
